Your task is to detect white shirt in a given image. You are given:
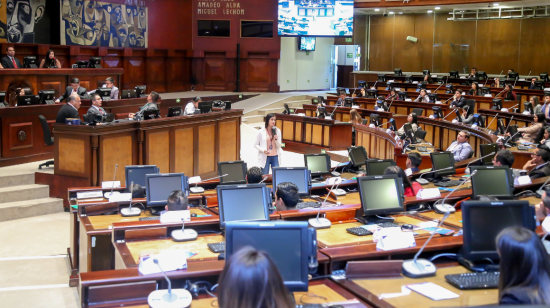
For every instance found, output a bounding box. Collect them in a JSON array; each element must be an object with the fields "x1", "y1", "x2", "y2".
[{"x1": 184, "y1": 102, "x2": 196, "y2": 115}]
